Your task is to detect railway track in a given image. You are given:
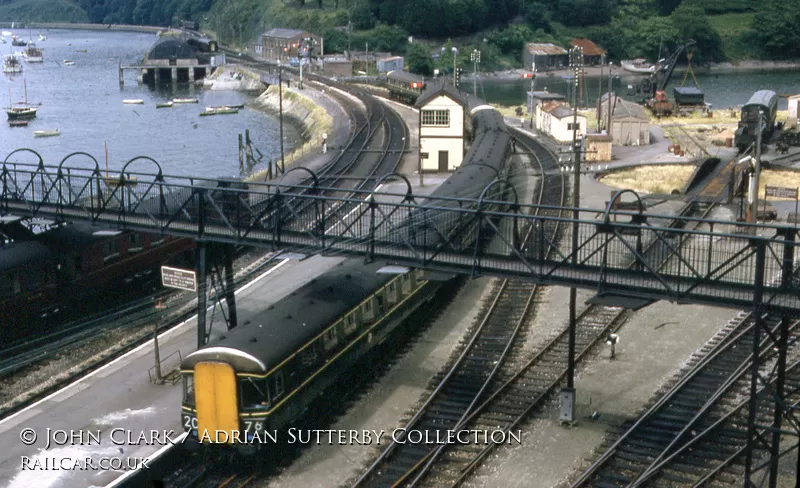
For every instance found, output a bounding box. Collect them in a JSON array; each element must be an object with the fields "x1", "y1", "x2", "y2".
[
  {"x1": 351, "y1": 139, "x2": 739, "y2": 487},
  {"x1": 351, "y1": 130, "x2": 569, "y2": 488},
  {"x1": 570, "y1": 312, "x2": 800, "y2": 487}
]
